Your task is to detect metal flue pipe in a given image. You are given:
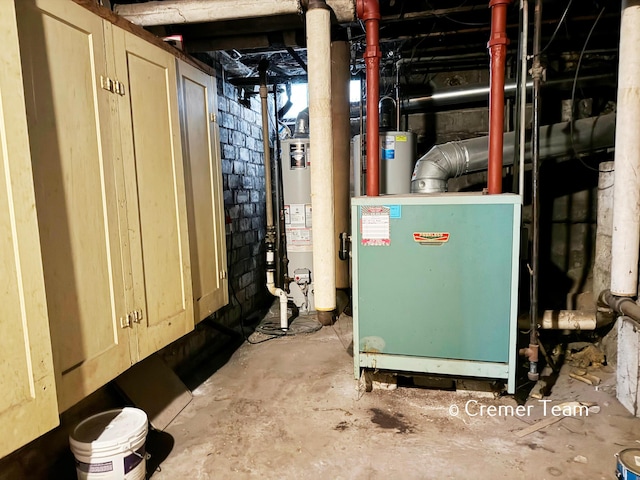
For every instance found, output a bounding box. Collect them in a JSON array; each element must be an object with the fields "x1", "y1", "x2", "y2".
[
  {"x1": 487, "y1": 0, "x2": 512, "y2": 194},
  {"x1": 411, "y1": 113, "x2": 616, "y2": 193},
  {"x1": 357, "y1": 0, "x2": 381, "y2": 196},
  {"x1": 114, "y1": 0, "x2": 356, "y2": 26},
  {"x1": 306, "y1": 0, "x2": 337, "y2": 325},
  {"x1": 259, "y1": 62, "x2": 289, "y2": 330},
  {"x1": 611, "y1": 0, "x2": 640, "y2": 297}
]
